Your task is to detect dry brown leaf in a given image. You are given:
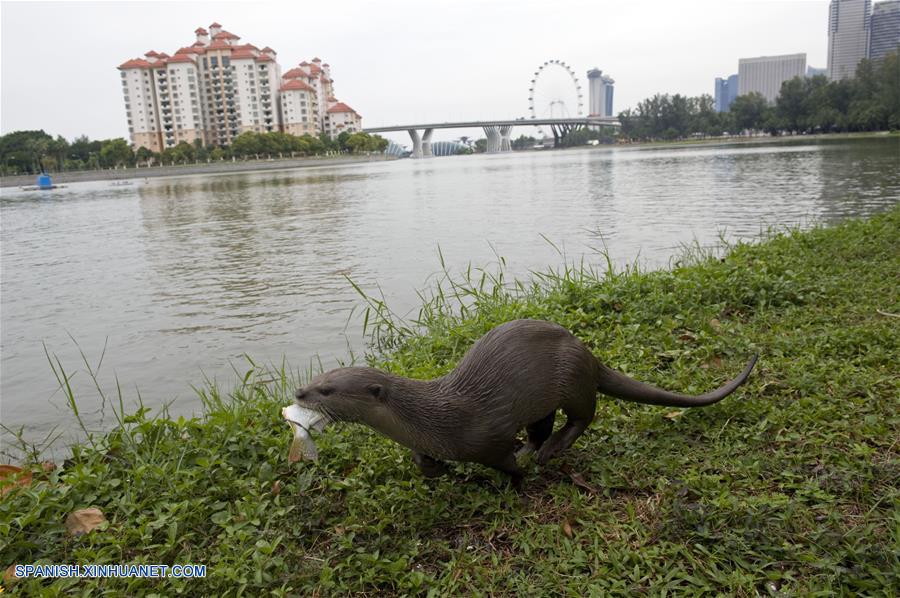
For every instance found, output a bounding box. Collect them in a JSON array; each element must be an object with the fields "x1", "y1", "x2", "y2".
[
  {"x1": 0, "y1": 465, "x2": 32, "y2": 496},
  {"x1": 560, "y1": 464, "x2": 600, "y2": 494},
  {"x1": 271, "y1": 480, "x2": 282, "y2": 496},
  {"x1": 41, "y1": 461, "x2": 57, "y2": 473},
  {"x1": 664, "y1": 410, "x2": 684, "y2": 419},
  {"x1": 709, "y1": 318, "x2": 722, "y2": 330},
  {"x1": 4, "y1": 564, "x2": 18, "y2": 583},
  {"x1": 561, "y1": 520, "x2": 574, "y2": 538},
  {"x1": 65, "y1": 507, "x2": 107, "y2": 536}
]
